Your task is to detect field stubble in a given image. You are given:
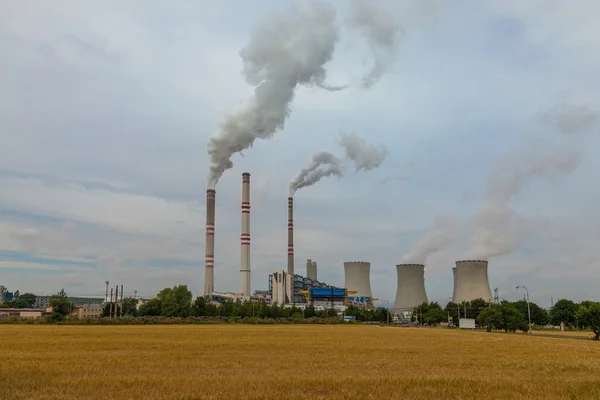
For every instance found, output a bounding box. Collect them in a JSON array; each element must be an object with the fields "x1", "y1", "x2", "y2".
[{"x1": 1, "y1": 325, "x2": 599, "y2": 399}]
